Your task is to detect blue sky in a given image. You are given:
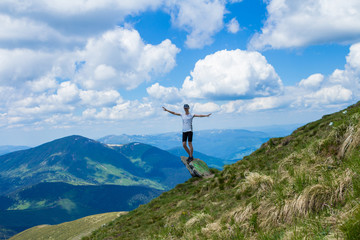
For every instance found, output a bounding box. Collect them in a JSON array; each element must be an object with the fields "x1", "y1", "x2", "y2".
[{"x1": 1, "y1": 0, "x2": 360, "y2": 146}]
